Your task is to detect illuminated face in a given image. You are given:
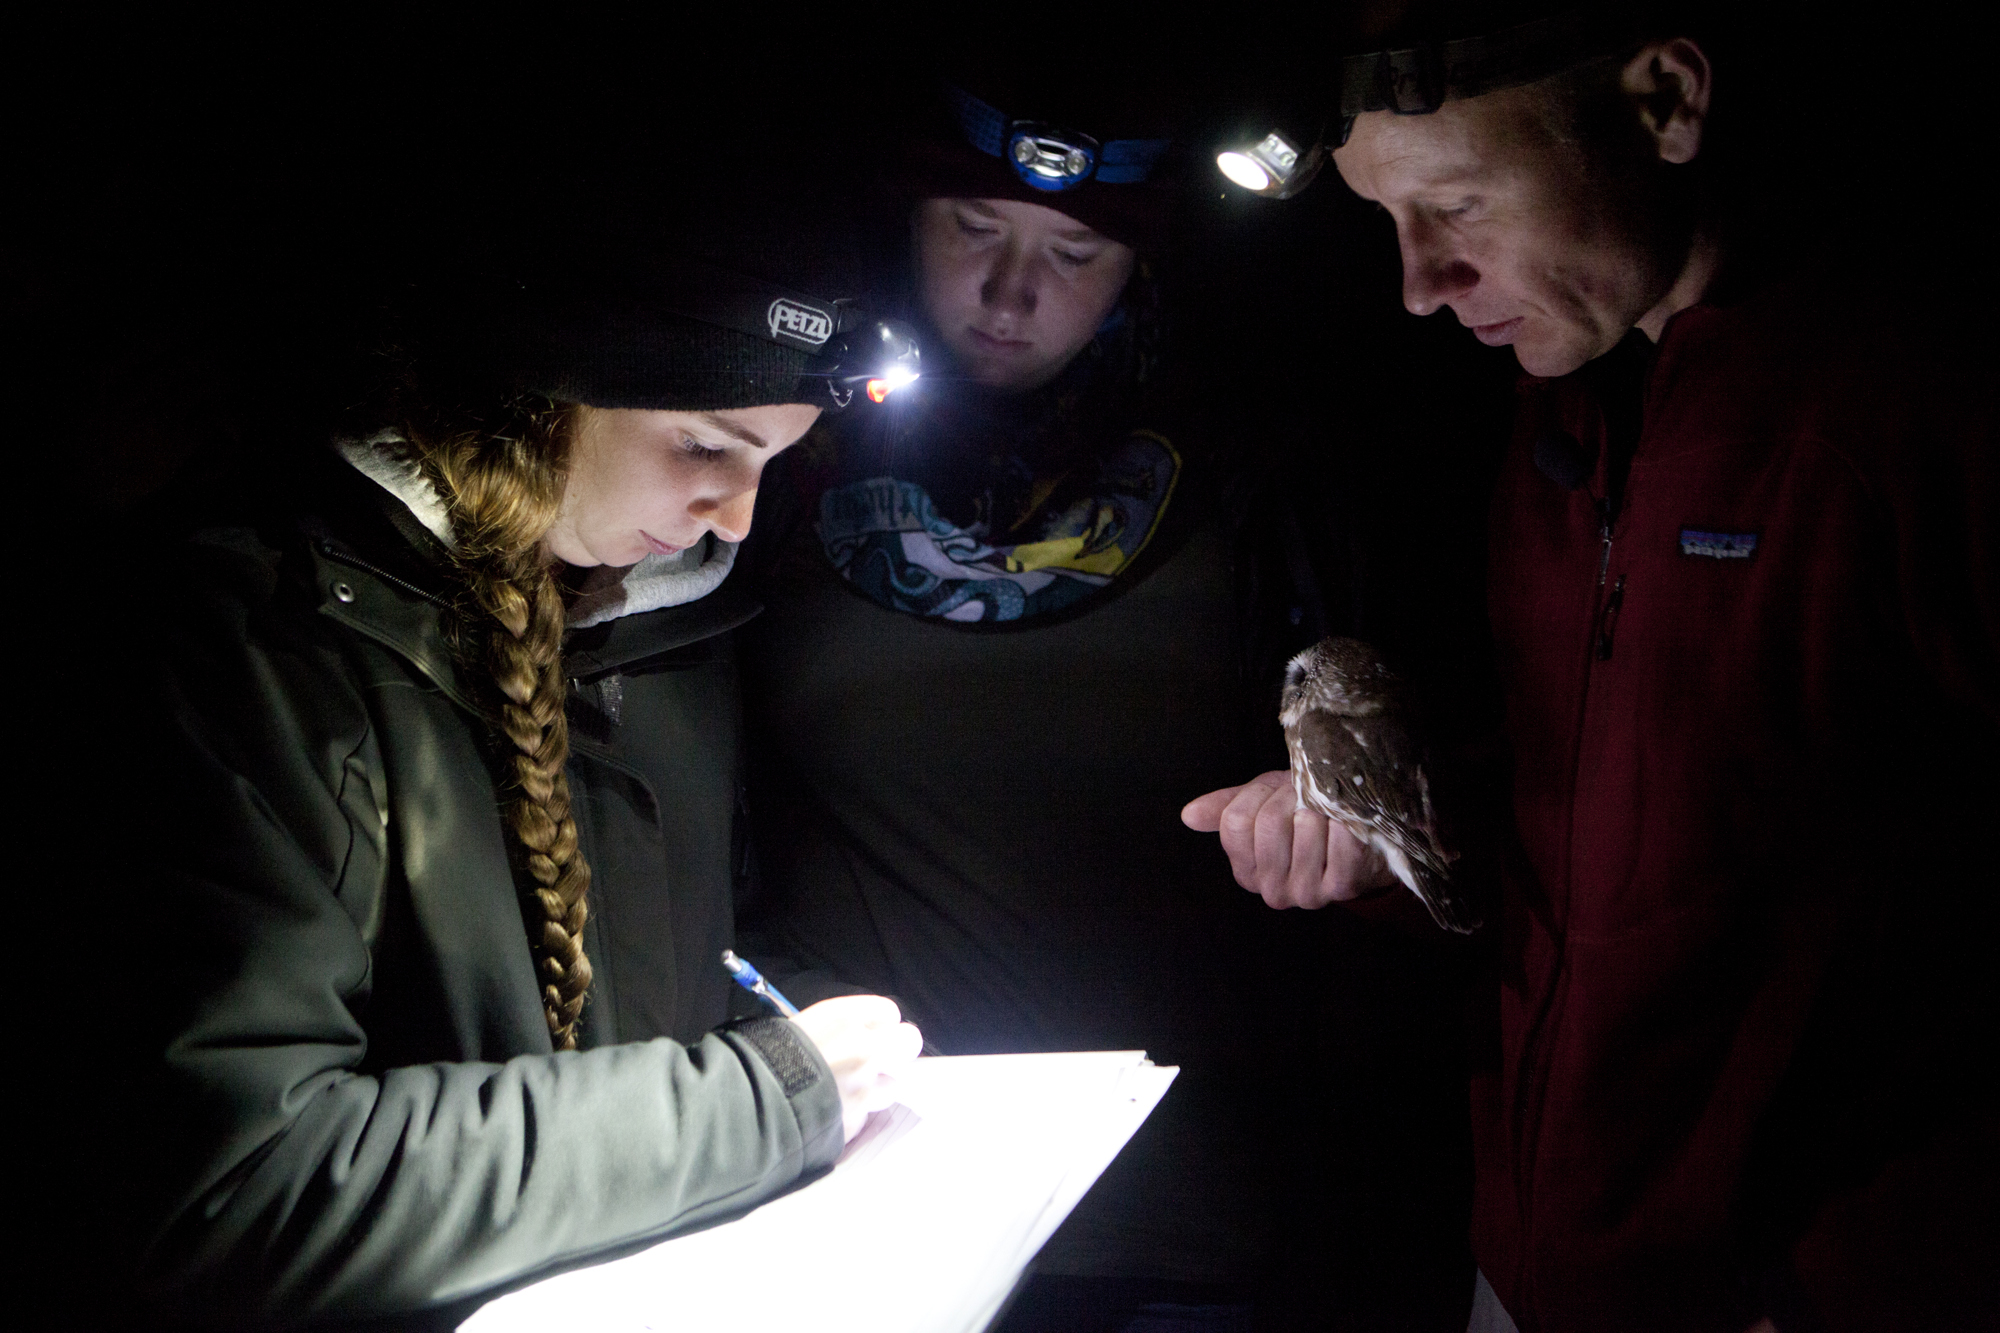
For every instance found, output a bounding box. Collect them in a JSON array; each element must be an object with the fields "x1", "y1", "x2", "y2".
[
  {"x1": 1333, "y1": 82, "x2": 1681, "y2": 378},
  {"x1": 544, "y1": 403, "x2": 820, "y2": 567},
  {"x1": 913, "y1": 197, "x2": 1137, "y2": 392}
]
